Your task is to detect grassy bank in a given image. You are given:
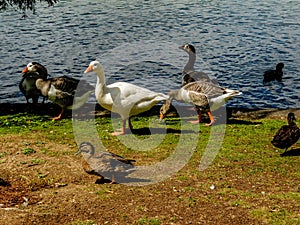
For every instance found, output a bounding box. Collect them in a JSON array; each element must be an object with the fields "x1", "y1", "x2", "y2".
[{"x1": 0, "y1": 108, "x2": 300, "y2": 225}]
